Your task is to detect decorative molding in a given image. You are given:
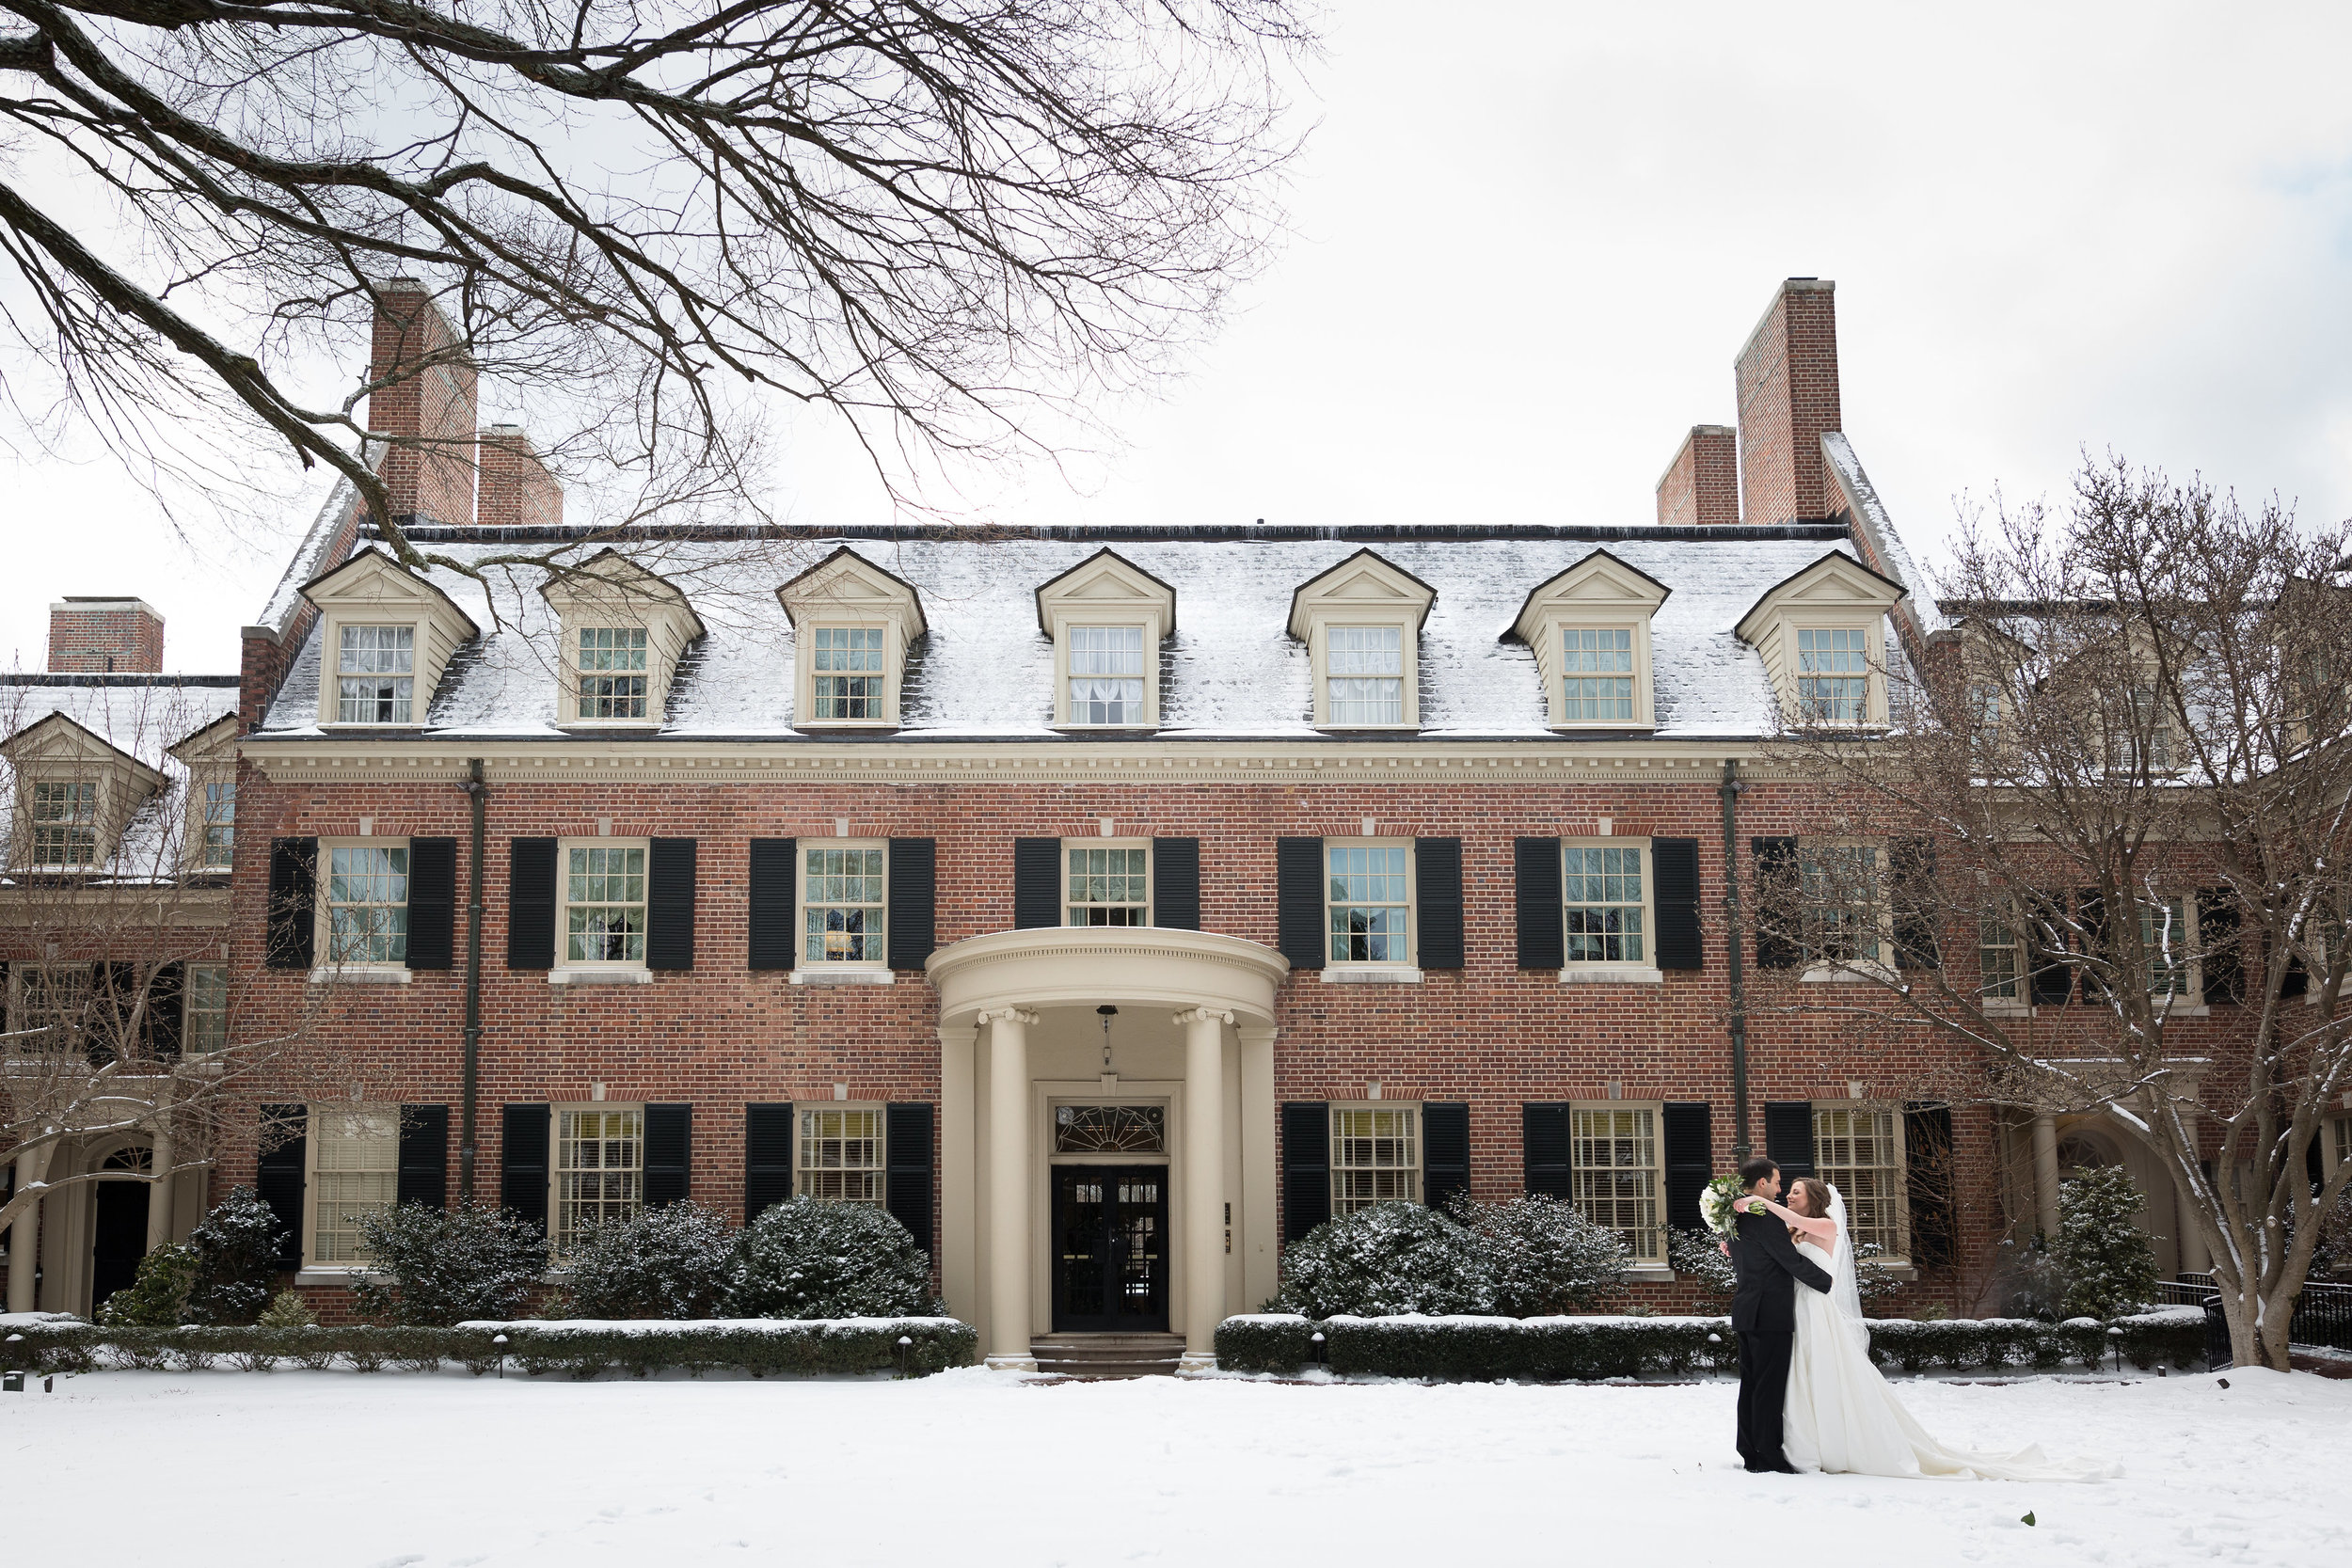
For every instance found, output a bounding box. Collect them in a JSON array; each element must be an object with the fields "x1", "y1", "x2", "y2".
[
  {"x1": 1170, "y1": 1007, "x2": 1234, "y2": 1027},
  {"x1": 975, "y1": 1006, "x2": 1041, "y2": 1026}
]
